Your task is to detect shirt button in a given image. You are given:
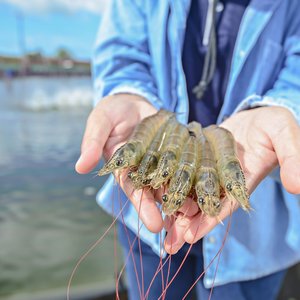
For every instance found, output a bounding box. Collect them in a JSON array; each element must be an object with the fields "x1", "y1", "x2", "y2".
[
  {"x1": 205, "y1": 278, "x2": 213, "y2": 286},
  {"x1": 239, "y1": 50, "x2": 246, "y2": 58},
  {"x1": 216, "y1": 2, "x2": 224, "y2": 13},
  {"x1": 208, "y1": 236, "x2": 216, "y2": 244}
]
